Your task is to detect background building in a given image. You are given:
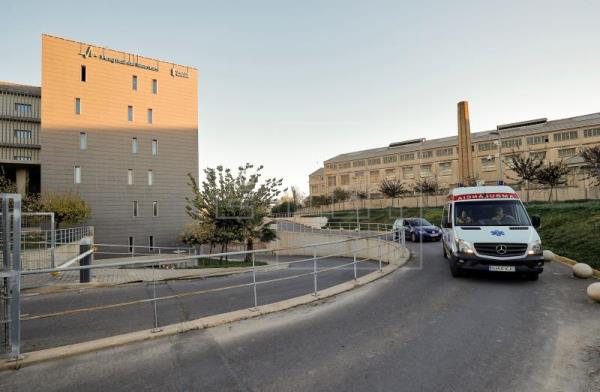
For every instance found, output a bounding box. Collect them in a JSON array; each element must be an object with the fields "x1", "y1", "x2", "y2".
[
  {"x1": 0, "y1": 82, "x2": 41, "y2": 194},
  {"x1": 309, "y1": 112, "x2": 600, "y2": 200},
  {"x1": 7, "y1": 34, "x2": 201, "y2": 248}
]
